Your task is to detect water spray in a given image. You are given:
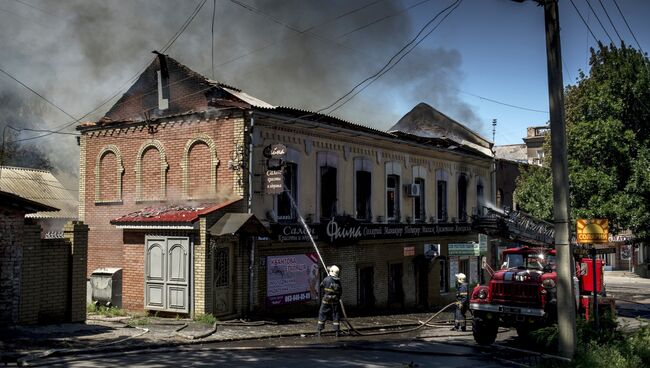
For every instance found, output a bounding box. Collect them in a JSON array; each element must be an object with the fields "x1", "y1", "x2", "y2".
[{"x1": 281, "y1": 184, "x2": 458, "y2": 336}]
